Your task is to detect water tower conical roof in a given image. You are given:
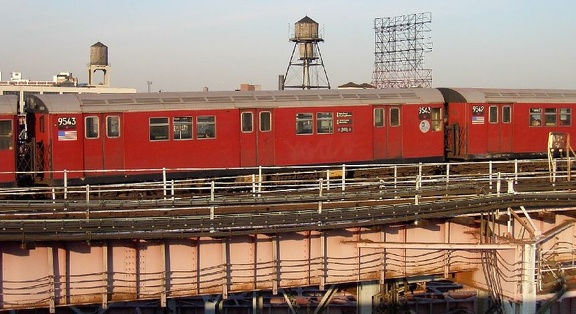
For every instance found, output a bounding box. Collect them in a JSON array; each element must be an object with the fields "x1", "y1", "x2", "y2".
[{"x1": 297, "y1": 16, "x2": 317, "y2": 24}]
